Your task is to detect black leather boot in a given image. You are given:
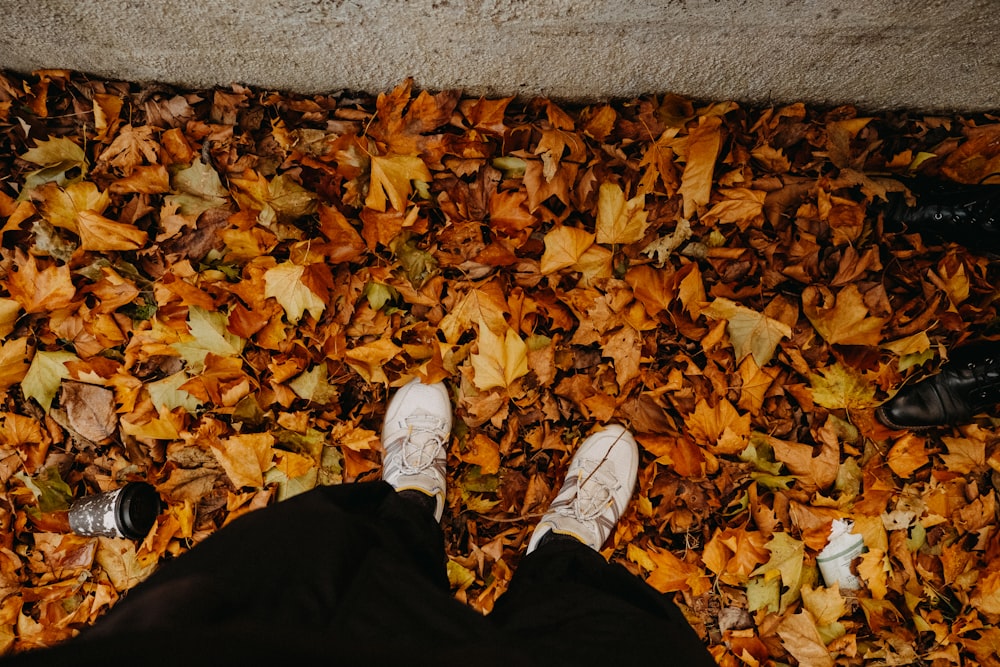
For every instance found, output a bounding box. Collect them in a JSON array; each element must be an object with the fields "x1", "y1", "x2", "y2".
[
  {"x1": 884, "y1": 176, "x2": 1000, "y2": 254},
  {"x1": 877, "y1": 340, "x2": 1000, "y2": 429}
]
